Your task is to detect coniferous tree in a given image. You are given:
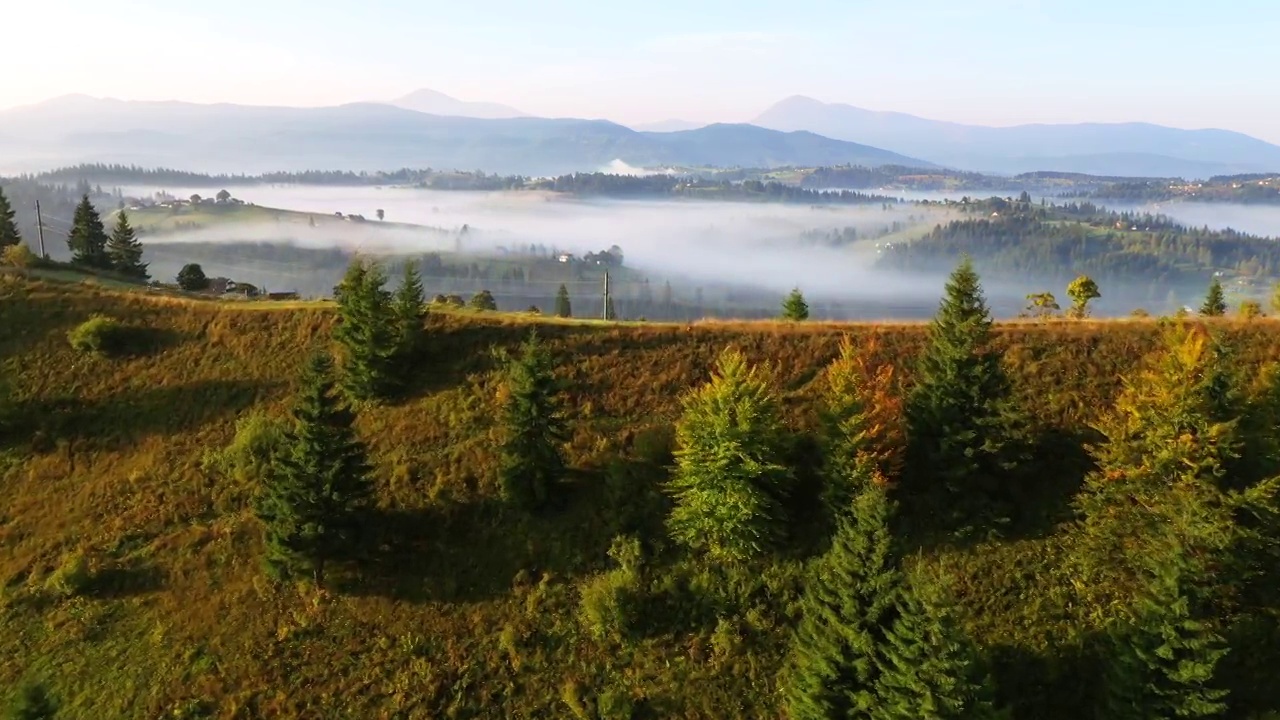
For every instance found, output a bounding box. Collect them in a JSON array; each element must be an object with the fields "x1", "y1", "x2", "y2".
[
  {"x1": 66, "y1": 194, "x2": 110, "y2": 268},
  {"x1": 1102, "y1": 554, "x2": 1229, "y2": 720},
  {"x1": 819, "y1": 336, "x2": 904, "y2": 516},
  {"x1": 782, "y1": 287, "x2": 810, "y2": 321},
  {"x1": 253, "y1": 352, "x2": 375, "y2": 585},
  {"x1": 333, "y1": 259, "x2": 398, "y2": 401},
  {"x1": 555, "y1": 284, "x2": 572, "y2": 318},
  {"x1": 873, "y1": 578, "x2": 1002, "y2": 720},
  {"x1": 498, "y1": 331, "x2": 568, "y2": 512},
  {"x1": 666, "y1": 349, "x2": 791, "y2": 561},
  {"x1": 904, "y1": 257, "x2": 1023, "y2": 534},
  {"x1": 392, "y1": 259, "x2": 426, "y2": 368},
  {"x1": 783, "y1": 482, "x2": 902, "y2": 719},
  {"x1": 1200, "y1": 277, "x2": 1227, "y2": 317},
  {"x1": 105, "y1": 210, "x2": 148, "y2": 279},
  {"x1": 0, "y1": 186, "x2": 21, "y2": 249}
]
